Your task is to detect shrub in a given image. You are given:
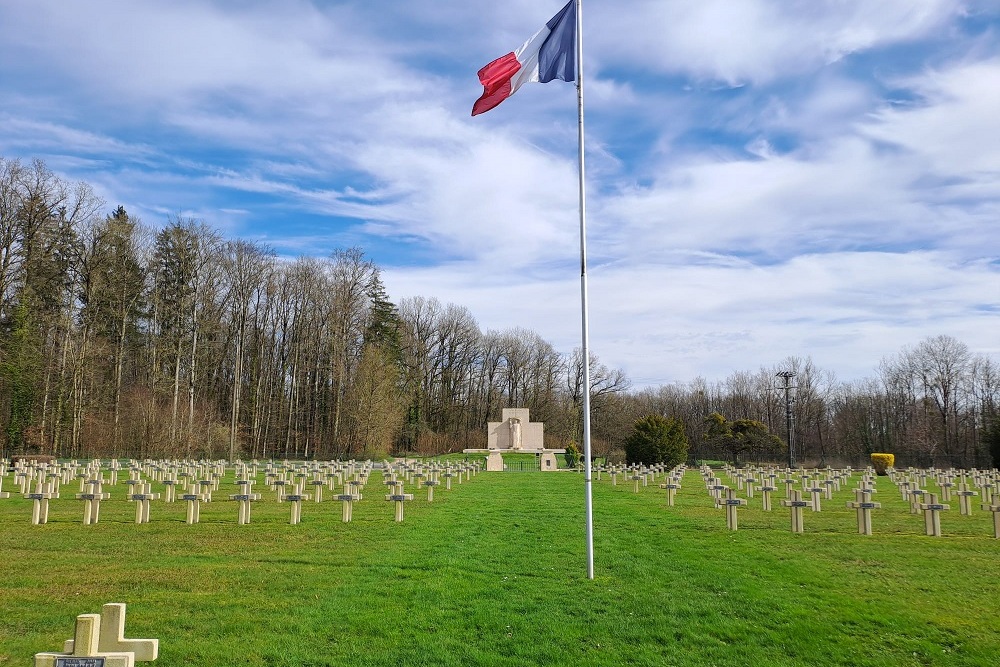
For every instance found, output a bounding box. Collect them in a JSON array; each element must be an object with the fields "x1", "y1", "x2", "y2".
[
  {"x1": 870, "y1": 452, "x2": 895, "y2": 475},
  {"x1": 563, "y1": 441, "x2": 582, "y2": 468},
  {"x1": 624, "y1": 415, "x2": 688, "y2": 467}
]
